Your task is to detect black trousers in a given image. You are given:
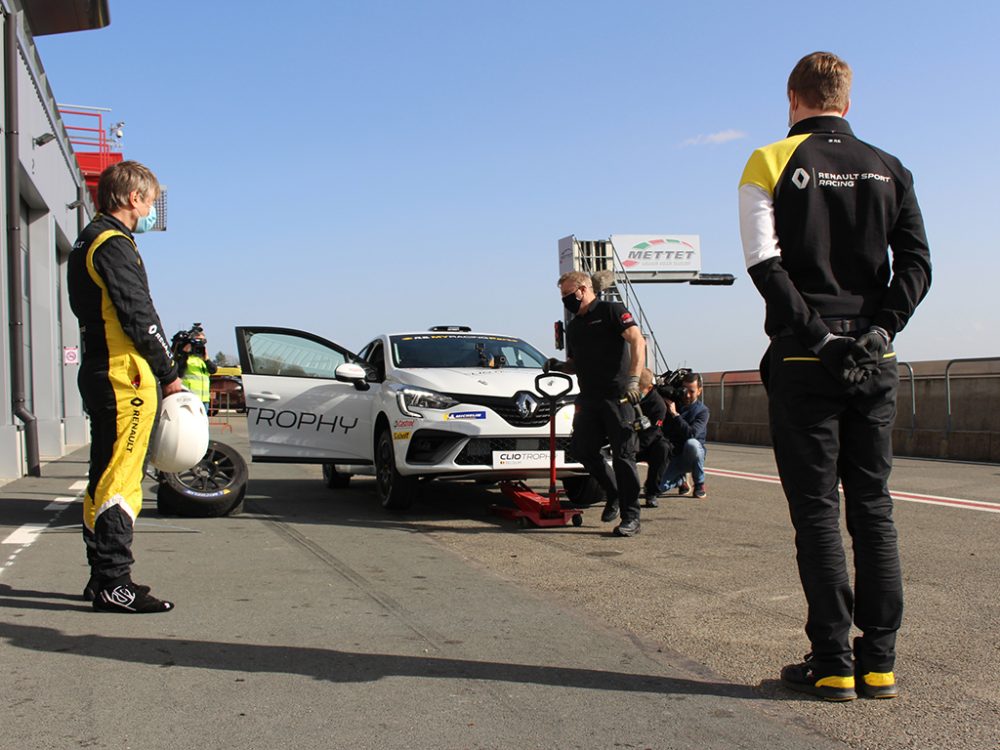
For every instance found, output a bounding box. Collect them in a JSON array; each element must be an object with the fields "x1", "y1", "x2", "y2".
[
  {"x1": 570, "y1": 396, "x2": 641, "y2": 523},
  {"x1": 764, "y1": 336, "x2": 901, "y2": 675},
  {"x1": 83, "y1": 506, "x2": 135, "y2": 585},
  {"x1": 637, "y1": 437, "x2": 671, "y2": 494}
]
